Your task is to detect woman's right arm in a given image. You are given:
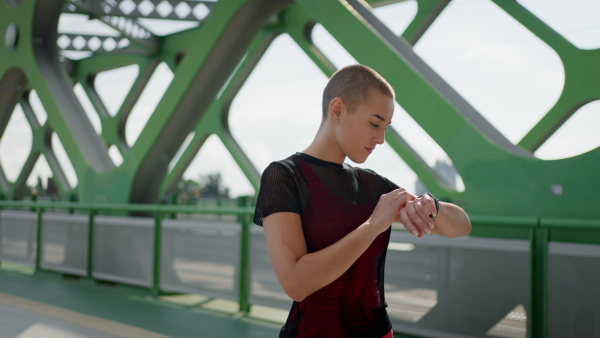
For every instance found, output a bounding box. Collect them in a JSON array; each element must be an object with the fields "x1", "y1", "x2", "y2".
[{"x1": 263, "y1": 188, "x2": 410, "y2": 302}]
